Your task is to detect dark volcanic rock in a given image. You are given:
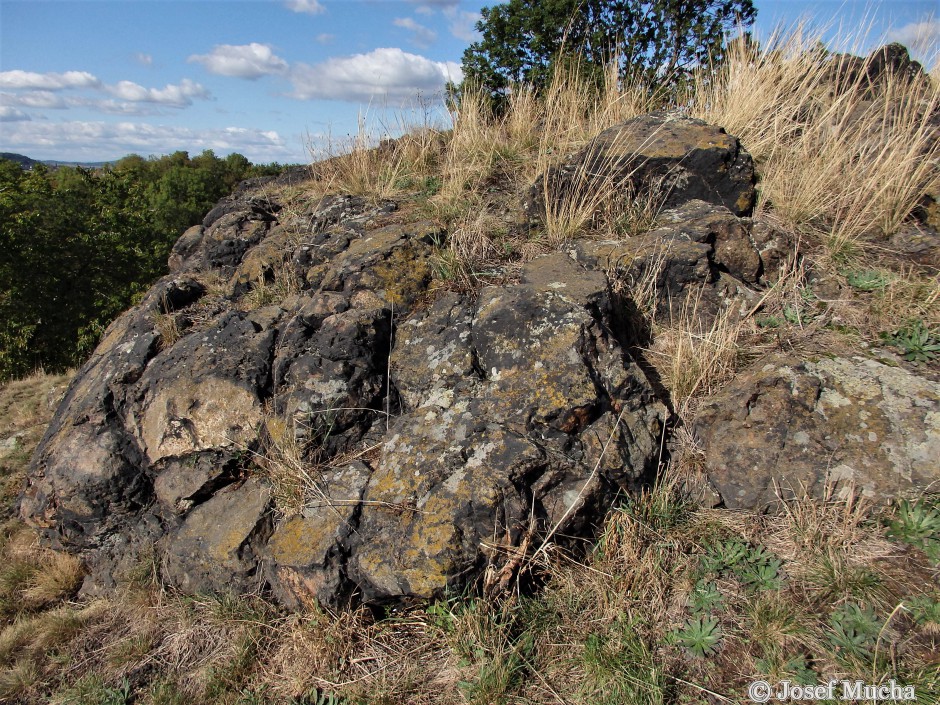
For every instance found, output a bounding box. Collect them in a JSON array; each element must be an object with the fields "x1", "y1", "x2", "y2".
[
  {"x1": 526, "y1": 112, "x2": 756, "y2": 225},
  {"x1": 574, "y1": 200, "x2": 787, "y2": 329},
  {"x1": 22, "y1": 166, "x2": 672, "y2": 605},
  {"x1": 35, "y1": 112, "x2": 932, "y2": 609}
]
